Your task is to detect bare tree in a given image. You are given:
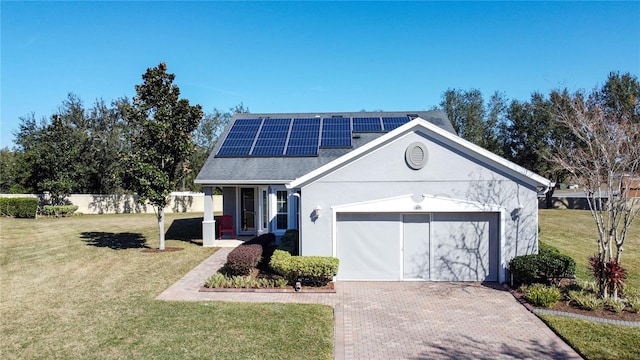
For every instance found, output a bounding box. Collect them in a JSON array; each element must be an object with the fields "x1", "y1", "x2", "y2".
[{"x1": 551, "y1": 91, "x2": 640, "y2": 298}]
